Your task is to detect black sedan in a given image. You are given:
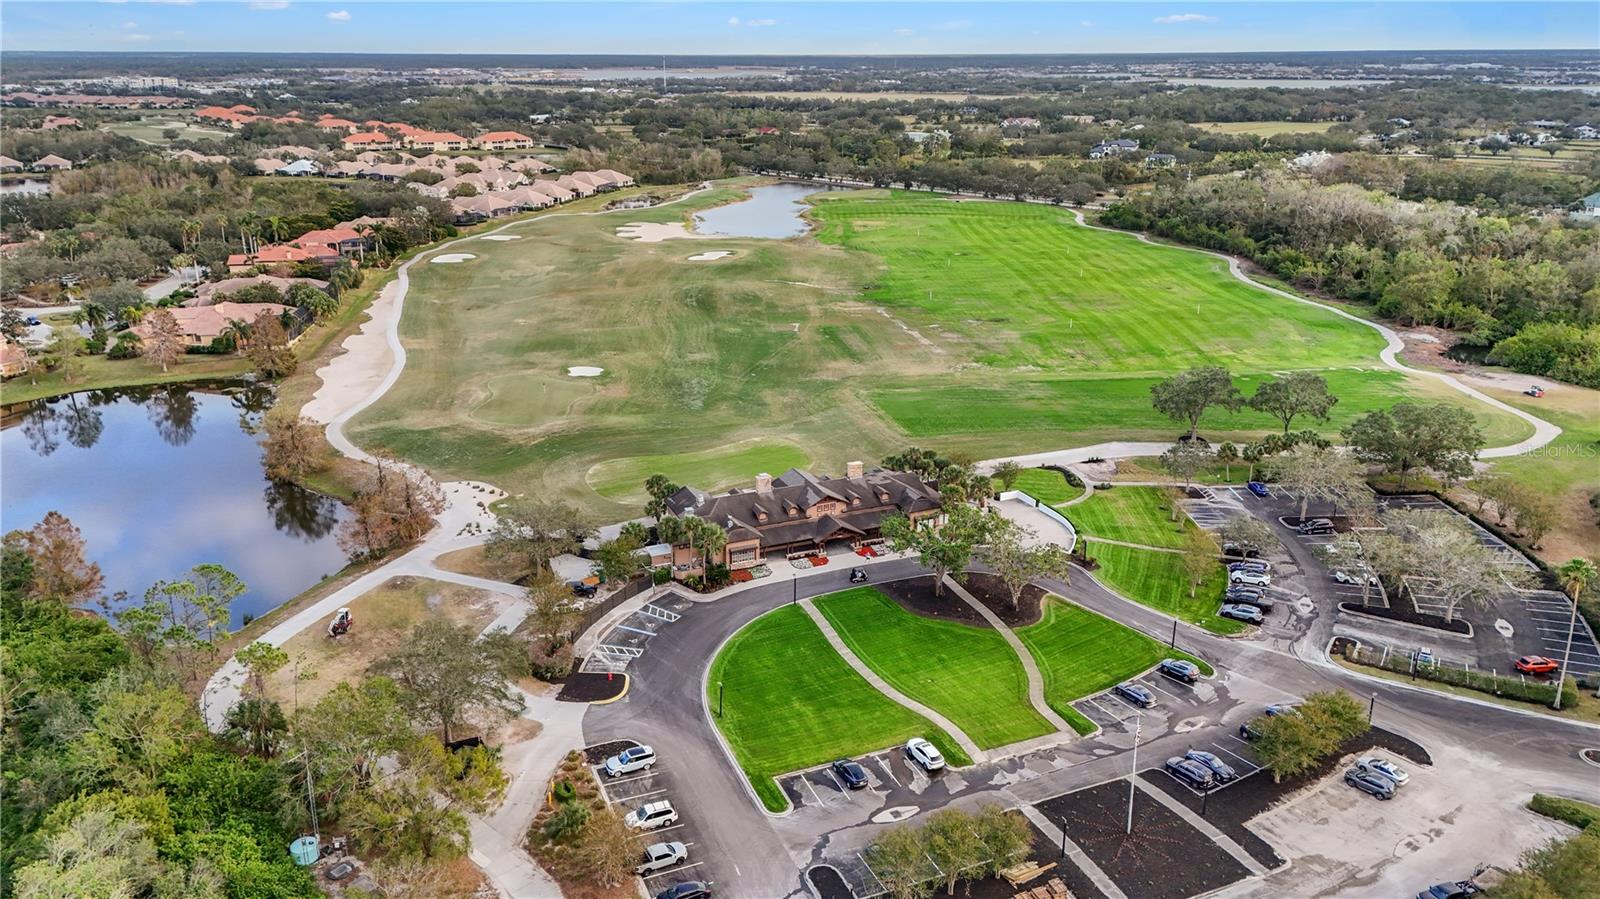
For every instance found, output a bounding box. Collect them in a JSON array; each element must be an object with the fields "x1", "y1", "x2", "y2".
[
  {"x1": 1184, "y1": 749, "x2": 1237, "y2": 782},
  {"x1": 830, "y1": 758, "x2": 869, "y2": 790},
  {"x1": 1164, "y1": 757, "x2": 1216, "y2": 790}
]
